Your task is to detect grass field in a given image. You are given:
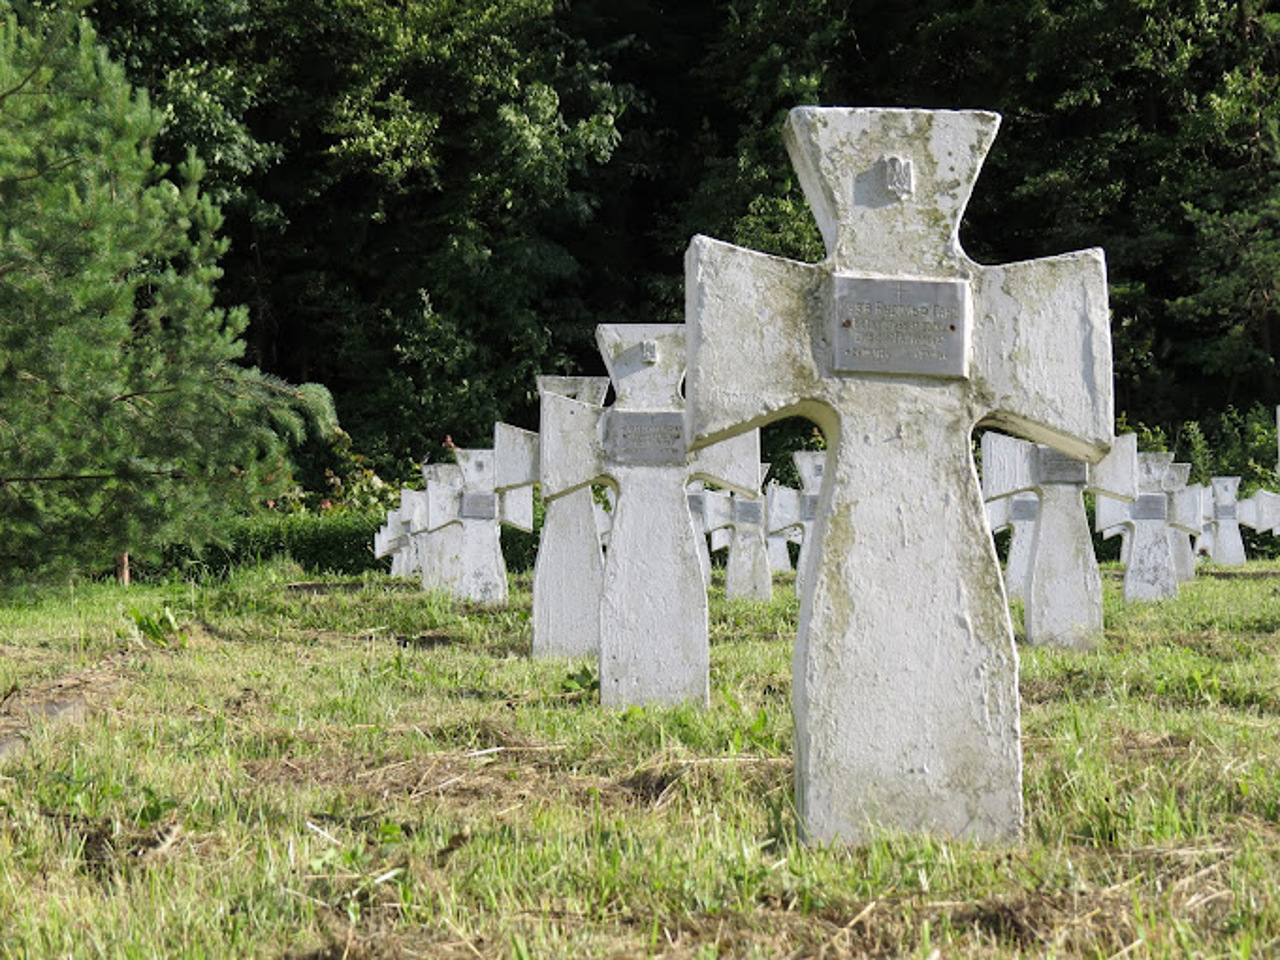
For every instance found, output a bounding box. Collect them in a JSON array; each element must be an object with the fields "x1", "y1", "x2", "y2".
[{"x1": 2, "y1": 559, "x2": 1280, "y2": 958}]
